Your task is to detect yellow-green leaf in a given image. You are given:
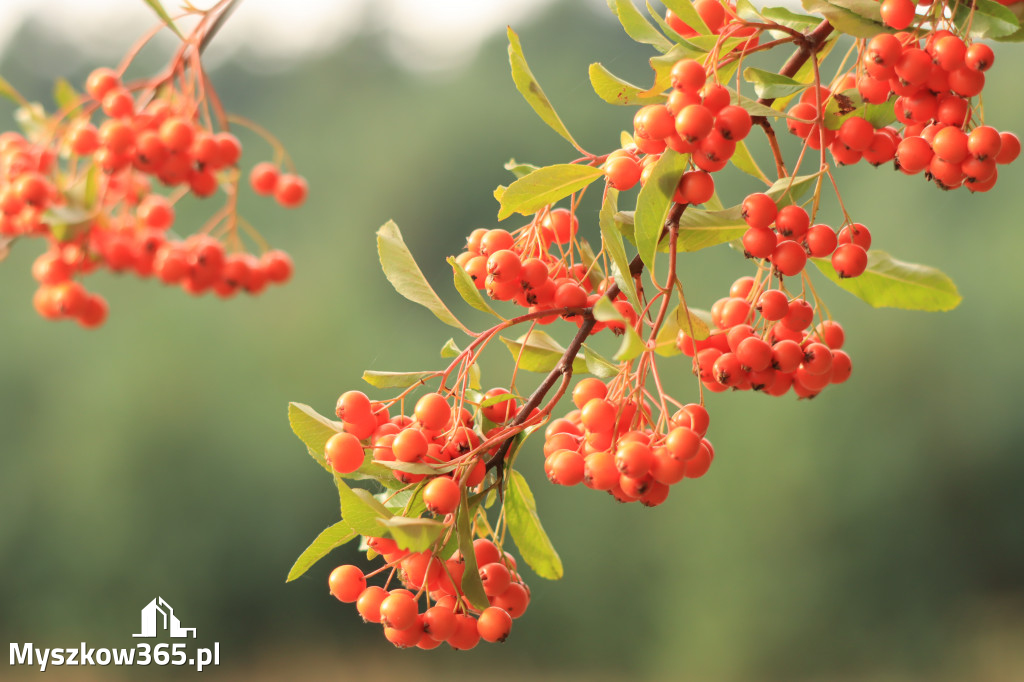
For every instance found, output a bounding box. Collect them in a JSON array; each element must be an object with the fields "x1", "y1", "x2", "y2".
[
  {"x1": 505, "y1": 470, "x2": 563, "y2": 580},
  {"x1": 508, "y1": 27, "x2": 582, "y2": 152},
  {"x1": 810, "y1": 251, "x2": 962, "y2": 311},
  {"x1": 497, "y1": 164, "x2": 605, "y2": 220},
  {"x1": 286, "y1": 521, "x2": 356, "y2": 582}
]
